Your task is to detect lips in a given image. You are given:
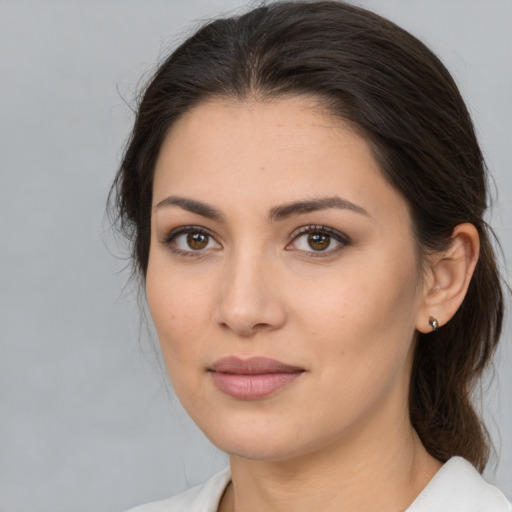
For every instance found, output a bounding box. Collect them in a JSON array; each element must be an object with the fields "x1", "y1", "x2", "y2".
[{"x1": 208, "y1": 356, "x2": 304, "y2": 400}]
